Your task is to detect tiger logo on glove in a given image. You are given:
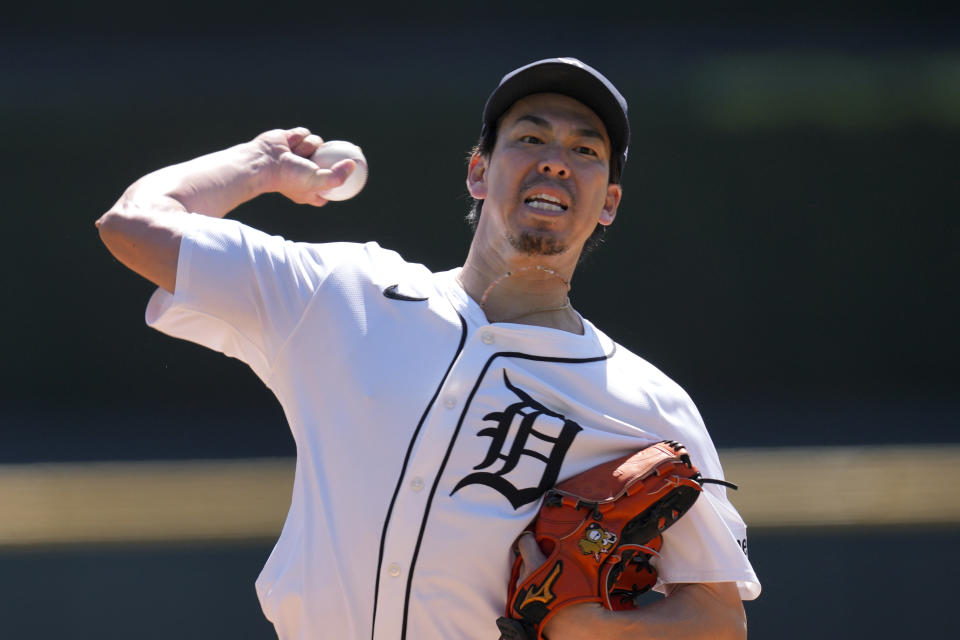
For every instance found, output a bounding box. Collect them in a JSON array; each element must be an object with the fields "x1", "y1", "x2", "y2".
[{"x1": 577, "y1": 522, "x2": 618, "y2": 561}]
